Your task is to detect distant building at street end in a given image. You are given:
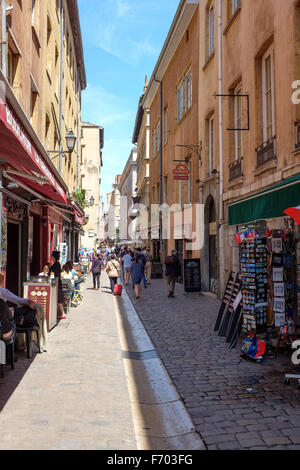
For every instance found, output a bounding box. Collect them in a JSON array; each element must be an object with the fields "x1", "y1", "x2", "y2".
[
  {"x1": 119, "y1": 149, "x2": 138, "y2": 241},
  {"x1": 106, "y1": 175, "x2": 122, "y2": 243},
  {"x1": 80, "y1": 121, "x2": 104, "y2": 250}
]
